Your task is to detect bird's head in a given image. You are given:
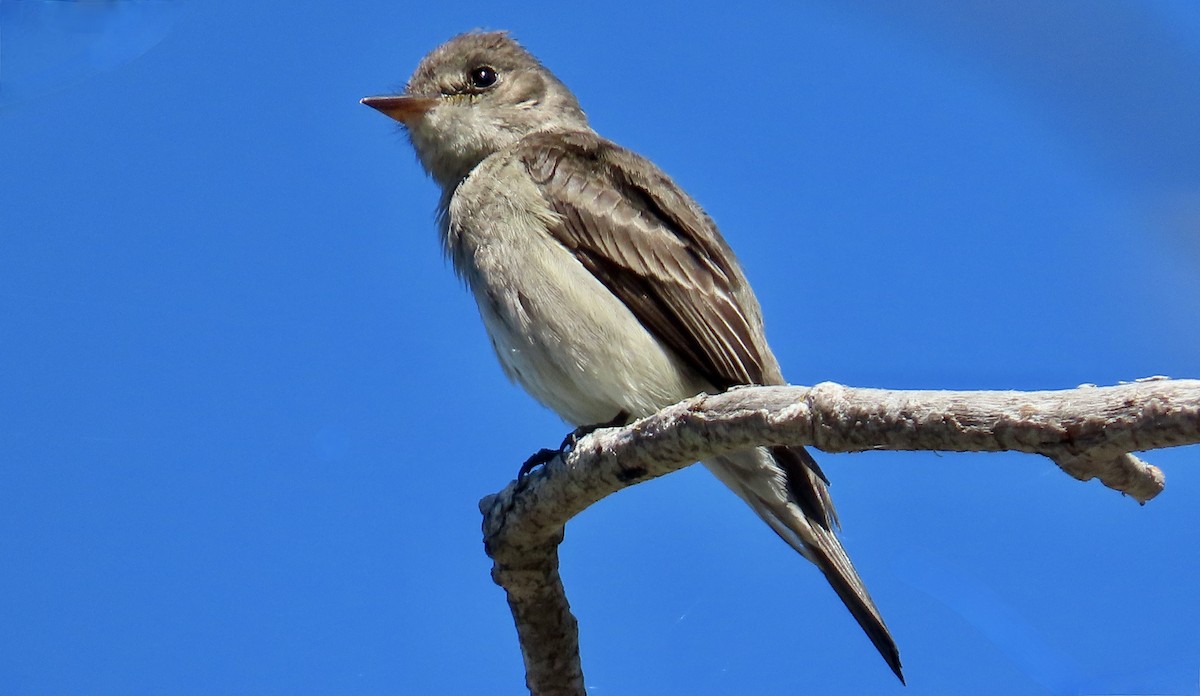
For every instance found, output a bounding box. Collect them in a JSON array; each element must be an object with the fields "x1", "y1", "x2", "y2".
[{"x1": 363, "y1": 31, "x2": 589, "y2": 187}]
